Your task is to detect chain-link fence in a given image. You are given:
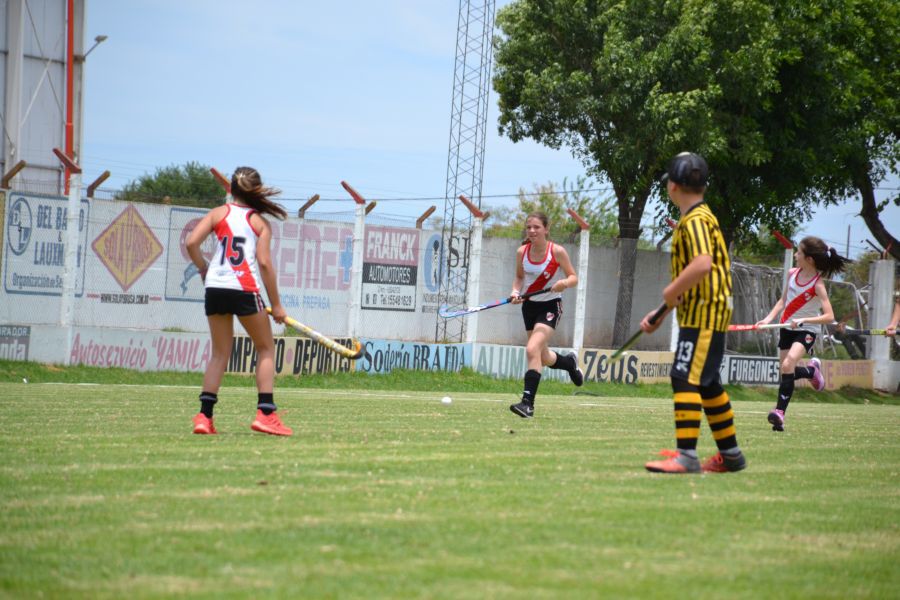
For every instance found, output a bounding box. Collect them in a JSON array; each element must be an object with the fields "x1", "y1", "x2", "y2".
[
  {"x1": 729, "y1": 260, "x2": 872, "y2": 359},
  {"x1": 728, "y1": 261, "x2": 783, "y2": 356}
]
